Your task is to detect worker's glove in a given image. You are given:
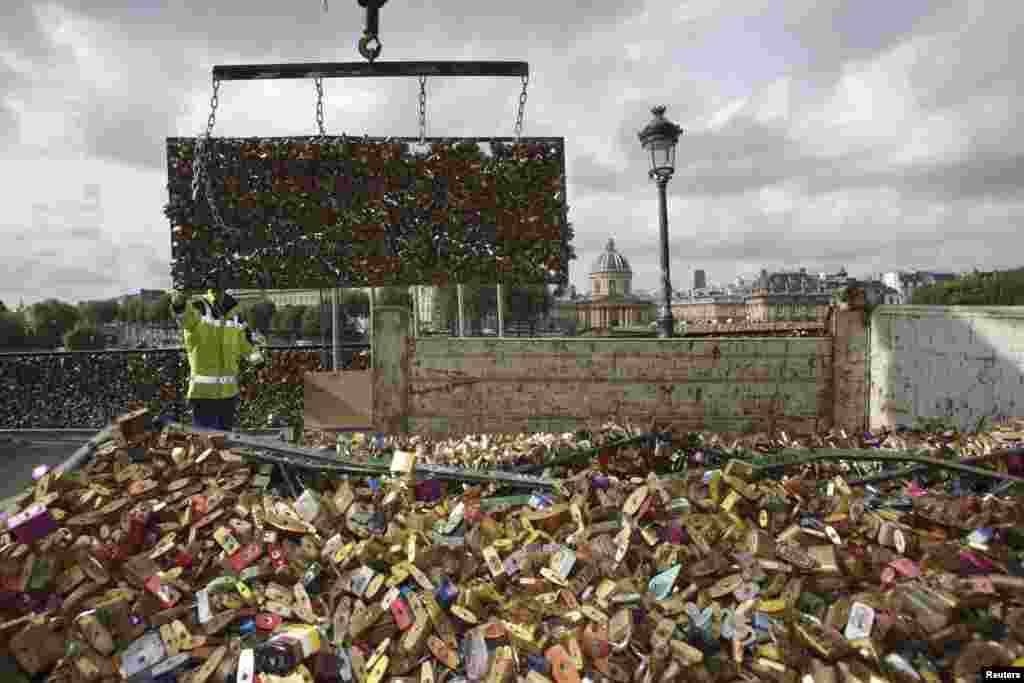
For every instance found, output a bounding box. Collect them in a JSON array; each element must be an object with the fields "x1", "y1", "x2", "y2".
[{"x1": 247, "y1": 330, "x2": 268, "y2": 364}]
